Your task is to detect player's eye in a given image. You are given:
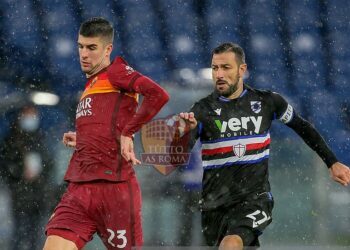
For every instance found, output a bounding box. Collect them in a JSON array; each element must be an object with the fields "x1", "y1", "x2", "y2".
[{"x1": 87, "y1": 45, "x2": 97, "y2": 50}]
